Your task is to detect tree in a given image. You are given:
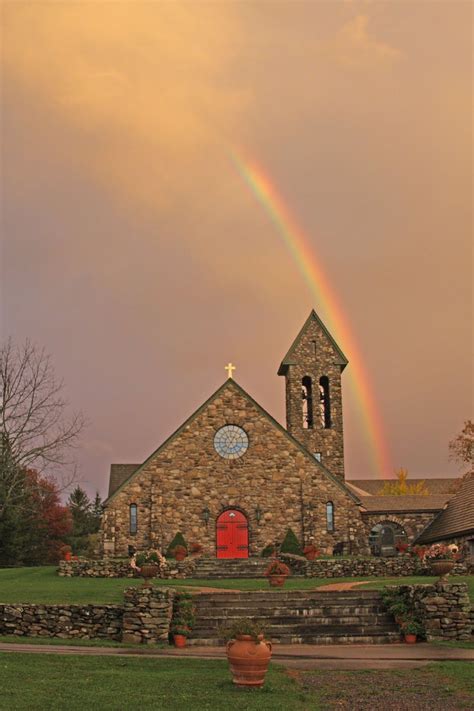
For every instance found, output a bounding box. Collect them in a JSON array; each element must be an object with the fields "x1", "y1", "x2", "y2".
[
  {"x1": 91, "y1": 492, "x2": 103, "y2": 533},
  {"x1": 0, "y1": 339, "x2": 85, "y2": 519},
  {"x1": 0, "y1": 339, "x2": 84, "y2": 564},
  {"x1": 378, "y1": 467, "x2": 429, "y2": 496},
  {"x1": 449, "y1": 420, "x2": 473, "y2": 470}
]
